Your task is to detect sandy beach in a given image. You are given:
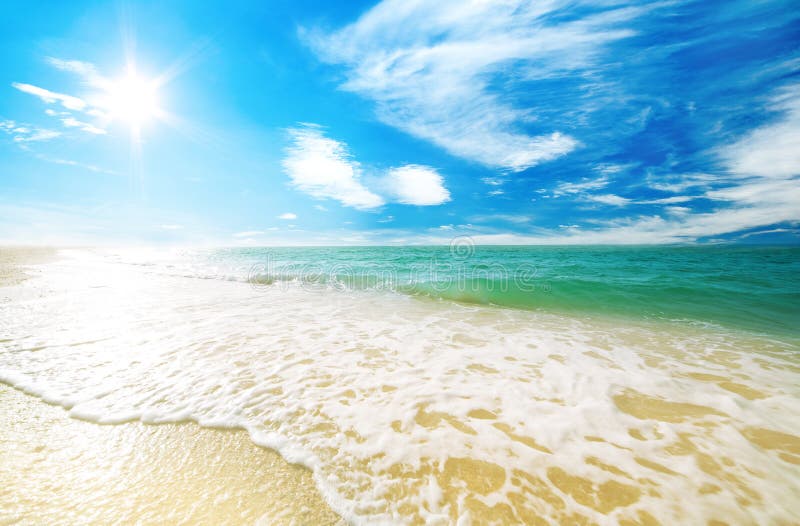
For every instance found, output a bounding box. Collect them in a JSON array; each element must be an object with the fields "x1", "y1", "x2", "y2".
[
  {"x1": 0, "y1": 248, "x2": 342, "y2": 525},
  {"x1": 2, "y1": 0, "x2": 798, "y2": 522},
  {"x1": 1, "y1": 246, "x2": 799, "y2": 524}
]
